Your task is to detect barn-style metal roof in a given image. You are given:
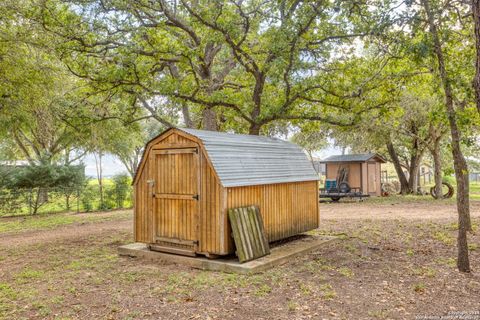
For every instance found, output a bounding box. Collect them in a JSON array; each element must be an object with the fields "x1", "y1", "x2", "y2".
[
  {"x1": 321, "y1": 153, "x2": 386, "y2": 163},
  {"x1": 181, "y1": 128, "x2": 318, "y2": 187}
]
